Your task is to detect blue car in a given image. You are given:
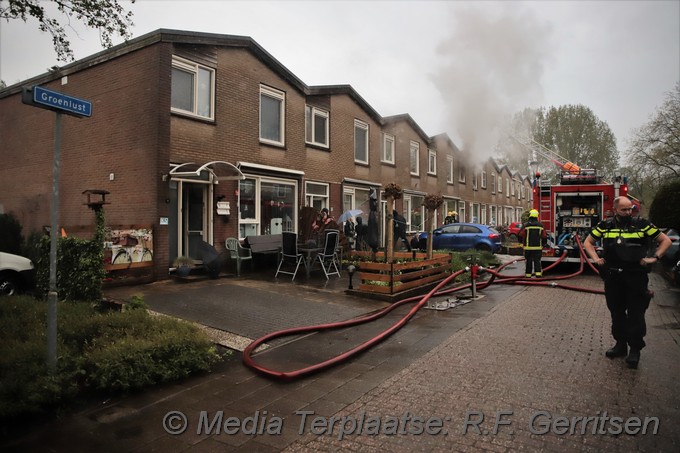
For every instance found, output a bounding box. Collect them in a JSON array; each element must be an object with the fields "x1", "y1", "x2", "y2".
[{"x1": 413, "y1": 223, "x2": 502, "y2": 252}]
